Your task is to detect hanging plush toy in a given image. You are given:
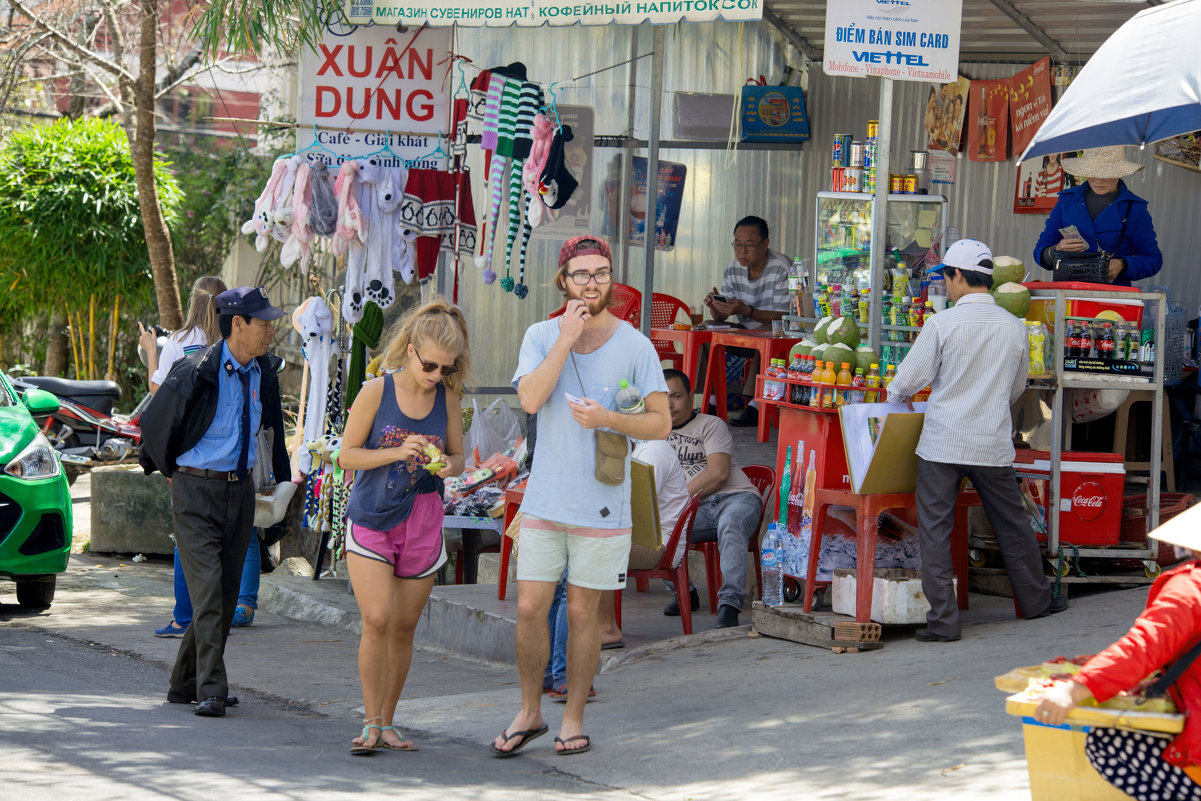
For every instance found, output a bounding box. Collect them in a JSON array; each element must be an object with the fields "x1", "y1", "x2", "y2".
[
  {"x1": 294, "y1": 296, "x2": 333, "y2": 474},
  {"x1": 539, "y1": 124, "x2": 579, "y2": 211},
  {"x1": 307, "y1": 160, "x2": 339, "y2": 237},
  {"x1": 242, "y1": 158, "x2": 288, "y2": 251}
]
